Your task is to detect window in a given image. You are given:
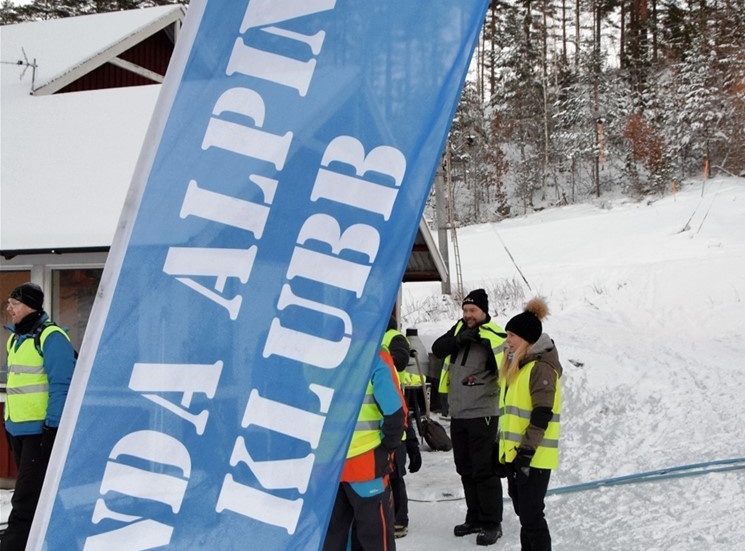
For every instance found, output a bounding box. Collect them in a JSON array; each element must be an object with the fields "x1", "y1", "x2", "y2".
[
  {"x1": 1, "y1": 270, "x2": 32, "y2": 381},
  {"x1": 52, "y1": 269, "x2": 103, "y2": 352}
]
